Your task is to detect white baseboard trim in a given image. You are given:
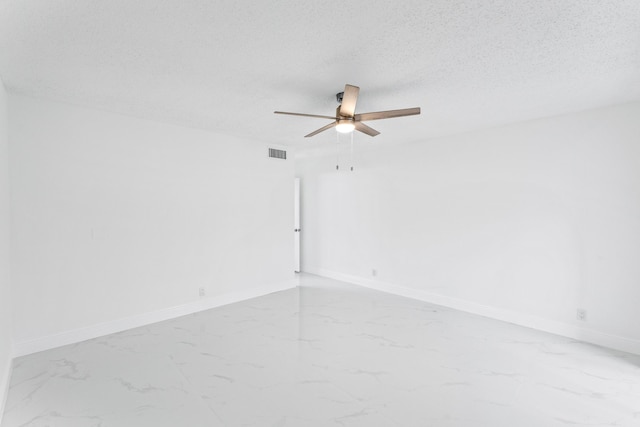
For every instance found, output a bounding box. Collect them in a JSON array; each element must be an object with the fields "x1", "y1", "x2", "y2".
[
  {"x1": 13, "y1": 279, "x2": 298, "y2": 358},
  {"x1": 307, "y1": 268, "x2": 640, "y2": 356}
]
